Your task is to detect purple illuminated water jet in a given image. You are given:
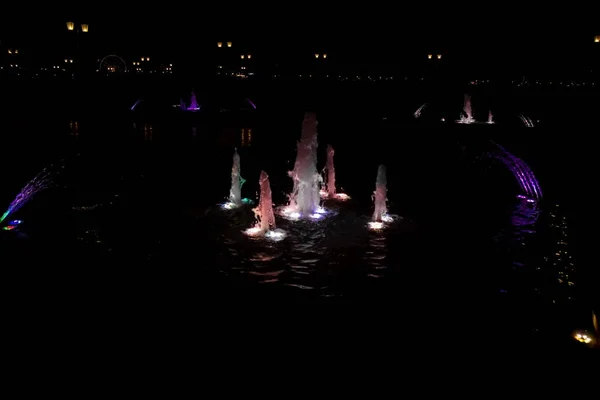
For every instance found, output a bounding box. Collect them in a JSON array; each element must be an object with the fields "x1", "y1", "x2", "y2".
[
  {"x1": 182, "y1": 91, "x2": 200, "y2": 111},
  {"x1": 286, "y1": 112, "x2": 322, "y2": 217},
  {"x1": 491, "y1": 141, "x2": 542, "y2": 200},
  {"x1": 1, "y1": 167, "x2": 57, "y2": 225}
]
